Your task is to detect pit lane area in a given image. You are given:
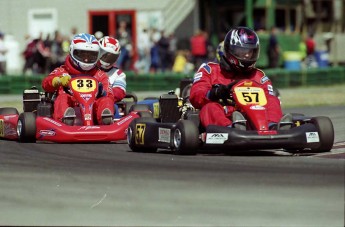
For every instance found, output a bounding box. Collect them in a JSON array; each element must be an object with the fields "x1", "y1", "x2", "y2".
[{"x1": 0, "y1": 106, "x2": 343, "y2": 226}]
